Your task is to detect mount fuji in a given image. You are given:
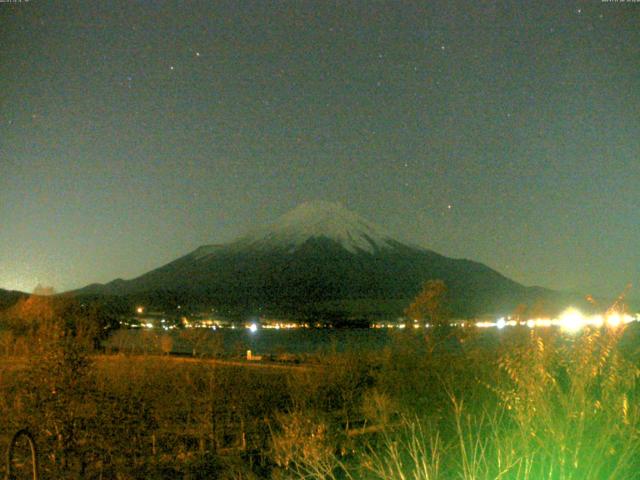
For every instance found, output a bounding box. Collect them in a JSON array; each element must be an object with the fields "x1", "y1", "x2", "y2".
[{"x1": 75, "y1": 202, "x2": 553, "y2": 322}]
